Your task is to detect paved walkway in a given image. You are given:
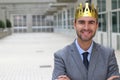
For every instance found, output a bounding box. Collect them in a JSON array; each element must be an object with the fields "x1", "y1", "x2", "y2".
[
  {"x1": 0, "y1": 33, "x2": 74, "y2": 80},
  {"x1": 0, "y1": 33, "x2": 119, "y2": 80}
]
